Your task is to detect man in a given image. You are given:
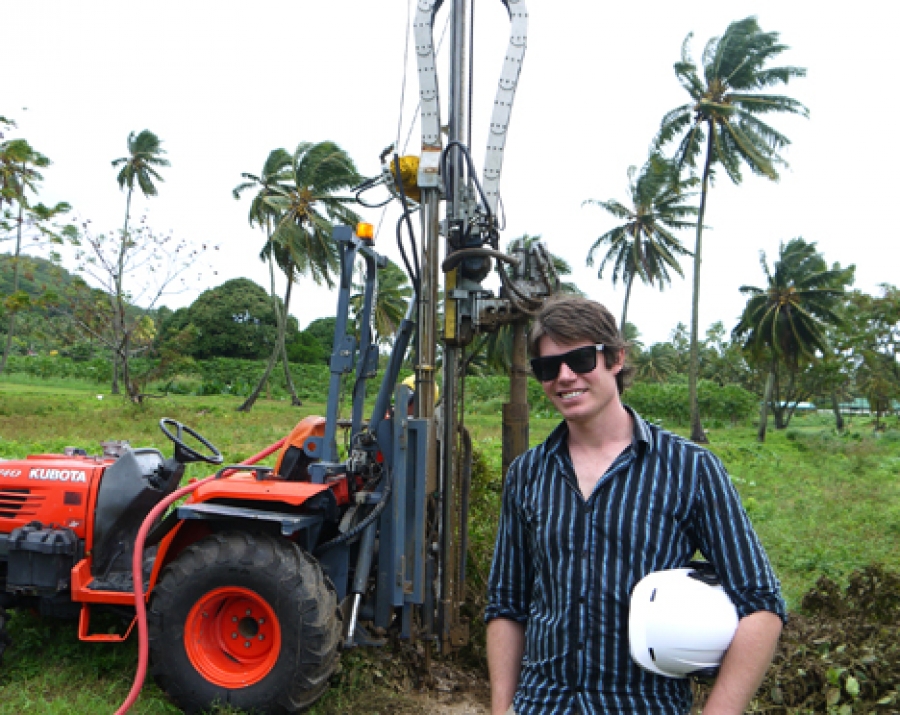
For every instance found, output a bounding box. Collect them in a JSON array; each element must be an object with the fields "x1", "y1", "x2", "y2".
[{"x1": 485, "y1": 296, "x2": 785, "y2": 715}]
